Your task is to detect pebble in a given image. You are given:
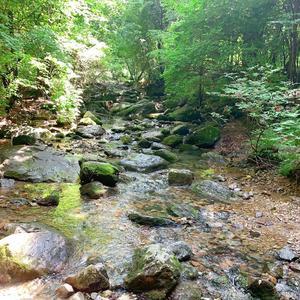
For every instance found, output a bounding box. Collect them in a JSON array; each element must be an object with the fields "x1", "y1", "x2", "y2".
[
  {"x1": 255, "y1": 211, "x2": 263, "y2": 218},
  {"x1": 56, "y1": 283, "x2": 74, "y2": 298}
]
